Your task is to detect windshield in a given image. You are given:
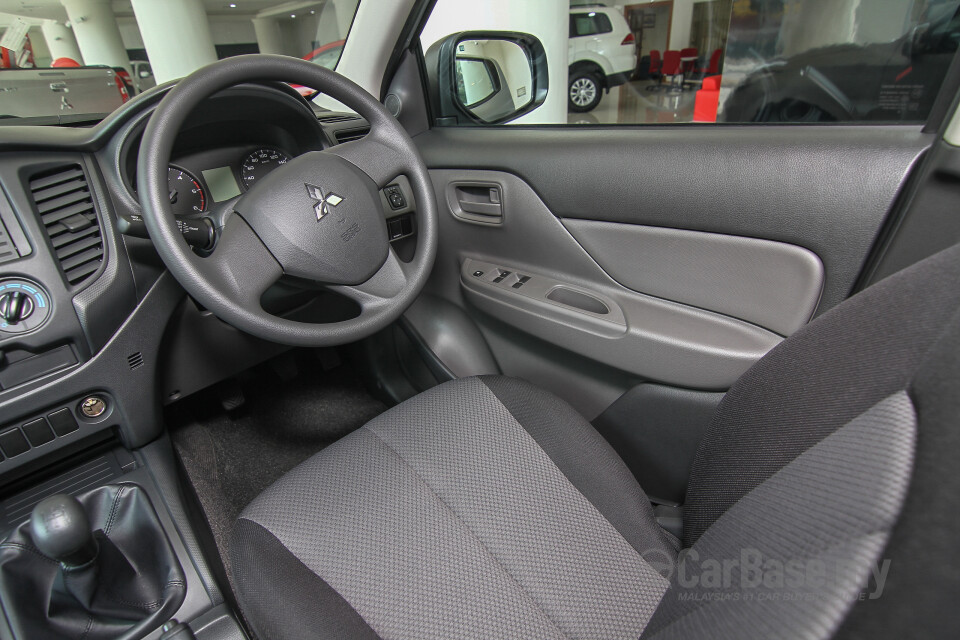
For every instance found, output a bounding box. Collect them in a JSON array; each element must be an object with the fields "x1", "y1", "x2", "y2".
[{"x1": 0, "y1": 0, "x2": 360, "y2": 123}]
